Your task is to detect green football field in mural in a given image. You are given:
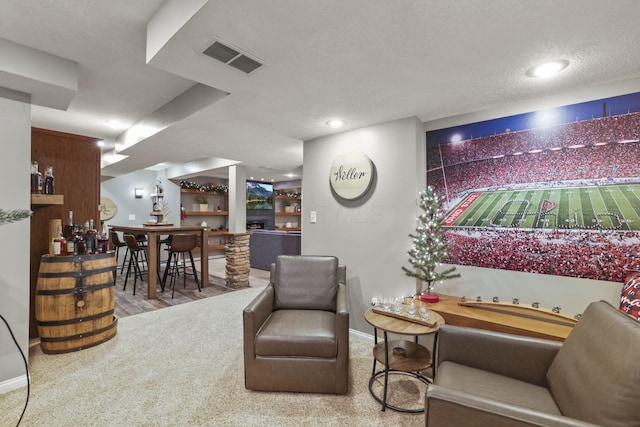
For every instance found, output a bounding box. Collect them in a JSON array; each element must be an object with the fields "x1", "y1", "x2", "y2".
[{"x1": 443, "y1": 183, "x2": 640, "y2": 231}]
